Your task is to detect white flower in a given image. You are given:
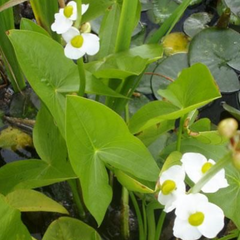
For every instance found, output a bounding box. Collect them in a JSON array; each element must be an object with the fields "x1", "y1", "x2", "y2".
[
  {"x1": 51, "y1": 2, "x2": 89, "y2": 34},
  {"x1": 62, "y1": 27, "x2": 100, "y2": 60},
  {"x1": 158, "y1": 165, "x2": 186, "y2": 213},
  {"x1": 181, "y1": 153, "x2": 229, "y2": 193},
  {"x1": 173, "y1": 193, "x2": 224, "y2": 240}
]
